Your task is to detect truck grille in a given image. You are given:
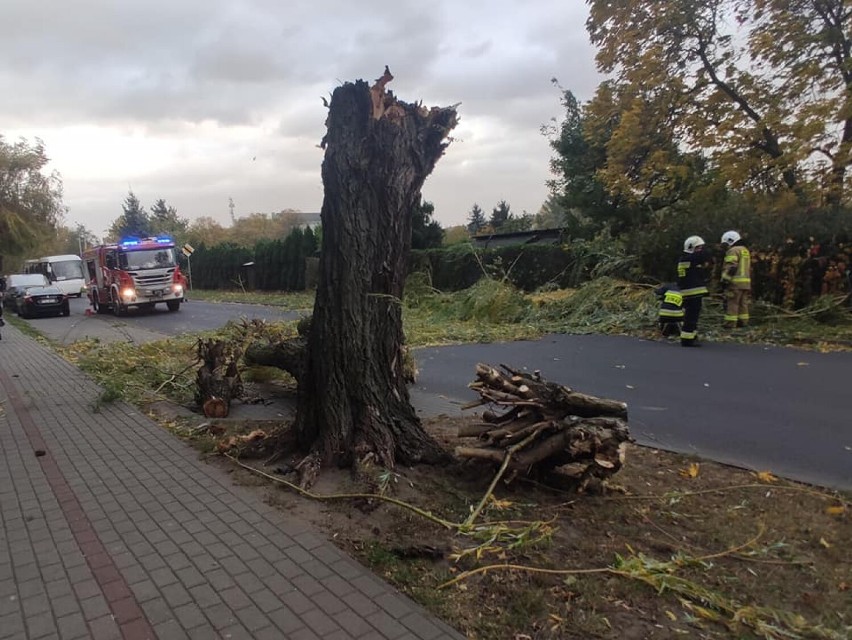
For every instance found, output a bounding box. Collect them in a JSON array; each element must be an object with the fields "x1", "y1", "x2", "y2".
[{"x1": 129, "y1": 269, "x2": 174, "y2": 289}]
